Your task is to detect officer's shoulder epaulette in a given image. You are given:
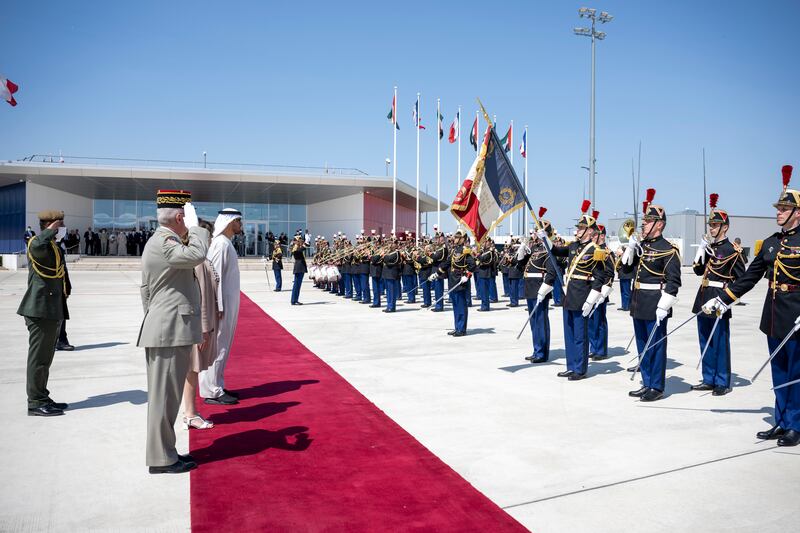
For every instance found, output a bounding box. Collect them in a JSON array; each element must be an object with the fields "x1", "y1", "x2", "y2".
[
  {"x1": 732, "y1": 241, "x2": 743, "y2": 253},
  {"x1": 592, "y1": 248, "x2": 609, "y2": 261},
  {"x1": 462, "y1": 246, "x2": 472, "y2": 255}
]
